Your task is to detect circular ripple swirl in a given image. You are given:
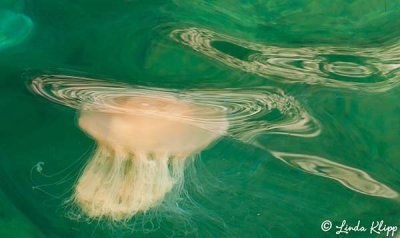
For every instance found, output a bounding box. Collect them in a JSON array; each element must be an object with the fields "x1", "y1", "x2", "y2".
[
  {"x1": 30, "y1": 74, "x2": 321, "y2": 141},
  {"x1": 170, "y1": 27, "x2": 400, "y2": 92}
]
